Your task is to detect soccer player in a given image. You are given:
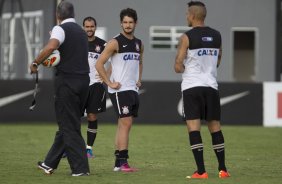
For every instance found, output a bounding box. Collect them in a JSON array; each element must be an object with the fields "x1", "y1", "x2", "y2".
[
  {"x1": 95, "y1": 8, "x2": 143, "y2": 172},
  {"x1": 174, "y1": 1, "x2": 230, "y2": 179},
  {"x1": 30, "y1": 1, "x2": 90, "y2": 176},
  {"x1": 83, "y1": 16, "x2": 107, "y2": 158}
]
